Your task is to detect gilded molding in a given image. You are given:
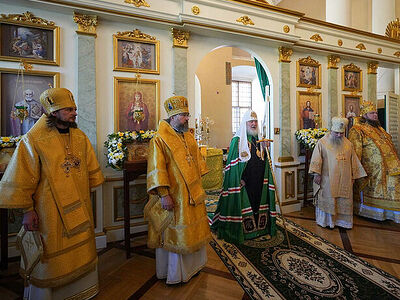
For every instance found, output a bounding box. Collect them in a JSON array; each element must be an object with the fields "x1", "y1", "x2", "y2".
[
  {"x1": 310, "y1": 33, "x2": 323, "y2": 42},
  {"x1": 283, "y1": 25, "x2": 290, "y2": 33},
  {"x1": 124, "y1": 0, "x2": 150, "y2": 7},
  {"x1": 298, "y1": 56, "x2": 319, "y2": 65},
  {"x1": 236, "y1": 16, "x2": 255, "y2": 26},
  {"x1": 21, "y1": 61, "x2": 33, "y2": 71},
  {"x1": 278, "y1": 47, "x2": 293, "y2": 62},
  {"x1": 394, "y1": 51, "x2": 400, "y2": 58},
  {"x1": 171, "y1": 28, "x2": 190, "y2": 48},
  {"x1": 367, "y1": 62, "x2": 378, "y2": 74},
  {"x1": 191, "y1": 6, "x2": 200, "y2": 15},
  {"x1": 278, "y1": 156, "x2": 294, "y2": 163},
  {"x1": 73, "y1": 12, "x2": 98, "y2": 36},
  {"x1": 0, "y1": 11, "x2": 55, "y2": 25},
  {"x1": 356, "y1": 43, "x2": 366, "y2": 51},
  {"x1": 385, "y1": 18, "x2": 400, "y2": 39},
  {"x1": 327, "y1": 55, "x2": 340, "y2": 69},
  {"x1": 116, "y1": 28, "x2": 155, "y2": 40},
  {"x1": 338, "y1": 39, "x2": 343, "y2": 46},
  {"x1": 343, "y1": 63, "x2": 361, "y2": 72}
]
